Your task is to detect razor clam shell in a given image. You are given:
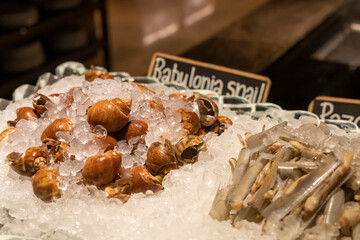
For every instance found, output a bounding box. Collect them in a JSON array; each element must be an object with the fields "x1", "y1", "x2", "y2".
[
  {"x1": 316, "y1": 188, "x2": 344, "y2": 225},
  {"x1": 231, "y1": 148, "x2": 251, "y2": 185},
  {"x1": 302, "y1": 153, "x2": 353, "y2": 216},
  {"x1": 209, "y1": 187, "x2": 231, "y2": 221},
  {"x1": 339, "y1": 201, "x2": 360, "y2": 229},
  {"x1": 226, "y1": 156, "x2": 268, "y2": 211},
  {"x1": 246, "y1": 122, "x2": 299, "y2": 153},
  {"x1": 353, "y1": 221, "x2": 360, "y2": 240},
  {"x1": 278, "y1": 160, "x2": 319, "y2": 174},
  {"x1": 289, "y1": 140, "x2": 324, "y2": 159},
  {"x1": 261, "y1": 153, "x2": 340, "y2": 220},
  {"x1": 250, "y1": 147, "x2": 293, "y2": 210}
]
